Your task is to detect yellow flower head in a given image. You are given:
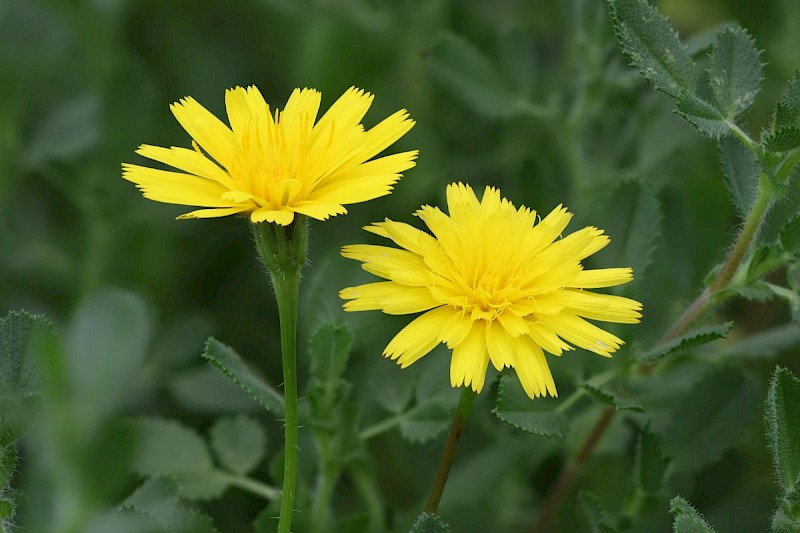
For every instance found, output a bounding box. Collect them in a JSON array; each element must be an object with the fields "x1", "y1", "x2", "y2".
[
  {"x1": 123, "y1": 86, "x2": 417, "y2": 225},
  {"x1": 340, "y1": 183, "x2": 642, "y2": 399}
]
